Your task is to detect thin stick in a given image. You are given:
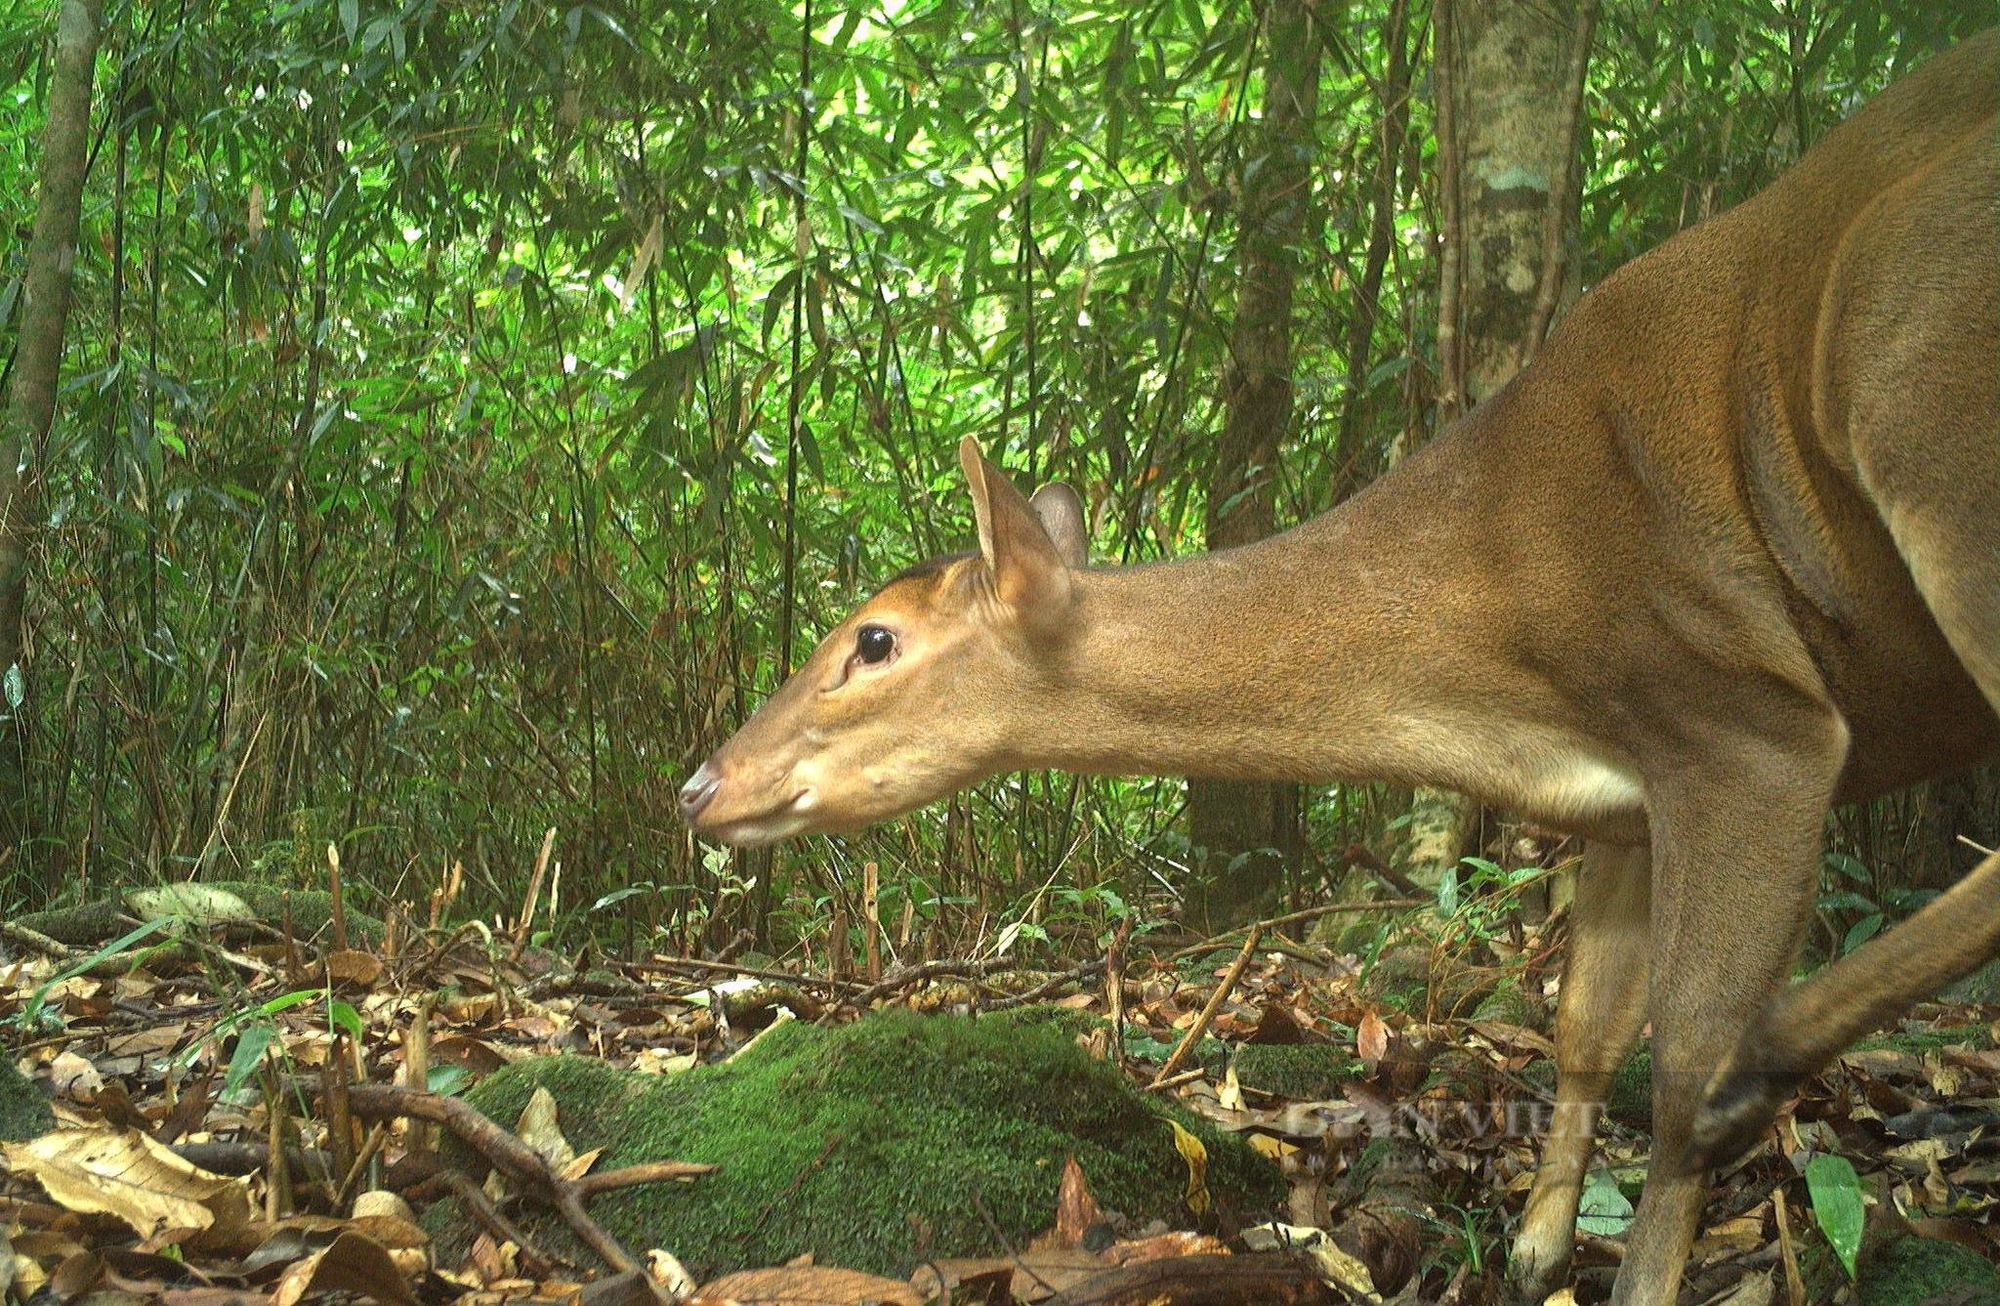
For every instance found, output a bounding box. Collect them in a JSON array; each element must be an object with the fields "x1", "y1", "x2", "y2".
[
  {"x1": 1163, "y1": 898, "x2": 1427, "y2": 964},
  {"x1": 1106, "y1": 915, "x2": 1132, "y2": 1071},
  {"x1": 404, "y1": 1001, "x2": 431, "y2": 1153},
  {"x1": 1151, "y1": 927, "x2": 1261, "y2": 1087},
  {"x1": 325, "y1": 842, "x2": 348, "y2": 953},
  {"x1": 335, "y1": 1121, "x2": 390, "y2": 1210},
  {"x1": 514, "y1": 827, "x2": 556, "y2": 947},
  {"x1": 626, "y1": 955, "x2": 870, "y2": 993},
  {"x1": 573, "y1": 1159, "x2": 716, "y2": 1197},
  {"x1": 862, "y1": 860, "x2": 882, "y2": 984},
  {"x1": 442, "y1": 1170, "x2": 560, "y2": 1278},
  {"x1": 264, "y1": 1064, "x2": 291, "y2": 1221},
  {"x1": 346, "y1": 1083, "x2": 699, "y2": 1282},
  {"x1": 986, "y1": 958, "x2": 1109, "y2": 1010},
  {"x1": 1143, "y1": 1068, "x2": 1208, "y2": 1095},
  {"x1": 1431, "y1": 0, "x2": 1465, "y2": 424},
  {"x1": 1774, "y1": 1187, "x2": 1806, "y2": 1306}
]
